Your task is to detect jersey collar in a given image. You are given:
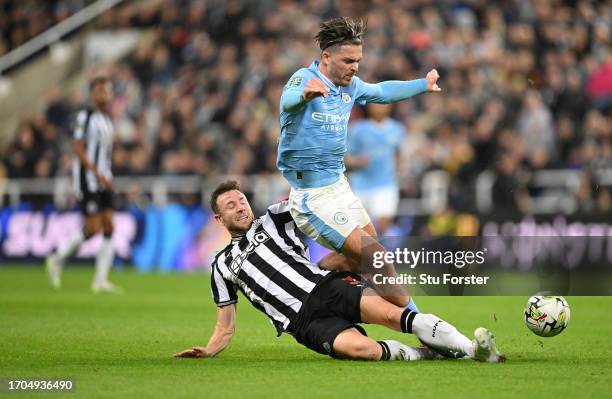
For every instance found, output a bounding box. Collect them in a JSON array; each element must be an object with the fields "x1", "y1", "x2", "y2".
[{"x1": 309, "y1": 60, "x2": 340, "y2": 93}]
